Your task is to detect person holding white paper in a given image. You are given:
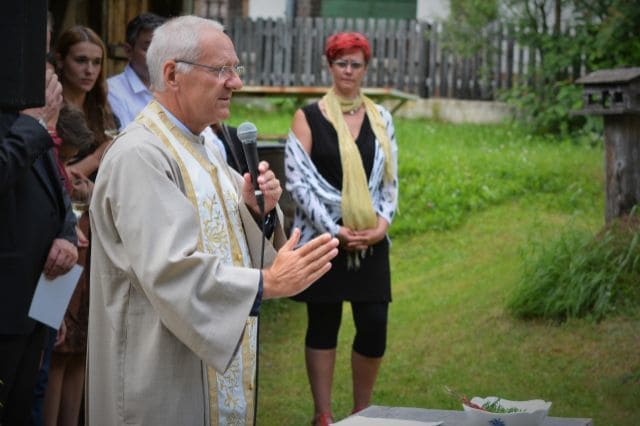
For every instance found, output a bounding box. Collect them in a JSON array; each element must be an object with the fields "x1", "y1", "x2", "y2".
[{"x1": 0, "y1": 68, "x2": 78, "y2": 424}]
